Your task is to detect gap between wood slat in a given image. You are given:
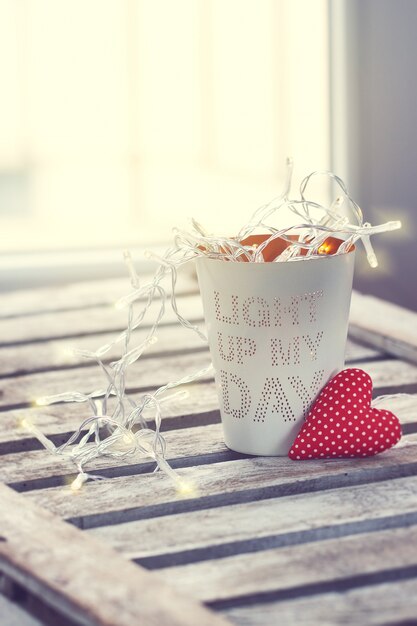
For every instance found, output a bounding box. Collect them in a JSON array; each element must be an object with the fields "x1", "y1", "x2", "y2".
[
  {"x1": 0, "y1": 592, "x2": 44, "y2": 626},
  {"x1": 1, "y1": 579, "x2": 76, "y2": 626}
]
